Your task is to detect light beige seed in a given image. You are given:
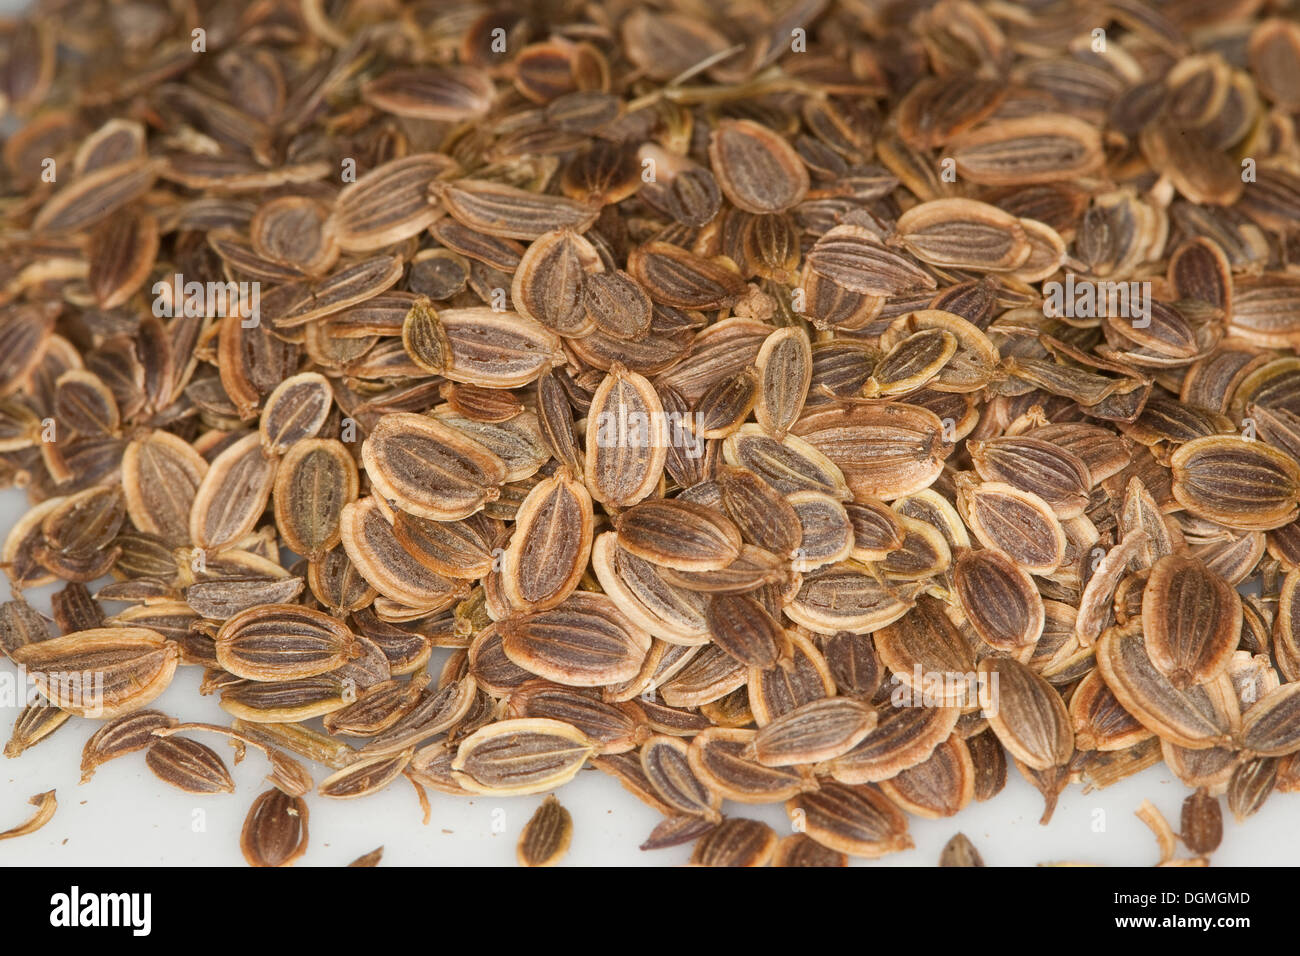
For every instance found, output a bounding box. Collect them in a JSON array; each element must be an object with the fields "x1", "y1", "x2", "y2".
[
  {"x1": 752, "y1": 697, "x2": 878, "y2": 767},
  {"x1": 215, "y1": 604, "x2": 359, "y2": 682},
  {"x1": 10, "y1": 628, "x2": 179, "y2": 719},
  {"x1": 451, "y1": 718, "x2": 594, "y2": 795},
  {"x1": 584, "y1": 364, "x2": 668, "y2": 508}
]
